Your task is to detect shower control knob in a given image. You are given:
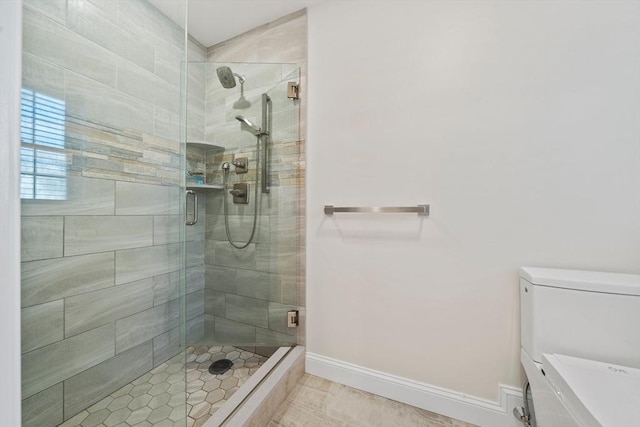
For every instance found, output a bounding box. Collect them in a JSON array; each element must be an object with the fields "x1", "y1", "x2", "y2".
[
  {"x1": 229, "y1": 183, "x2": 249, "y2": 204},
  {"x1": 232, "y1": 157, "x2": 249, "y2": 174}
]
